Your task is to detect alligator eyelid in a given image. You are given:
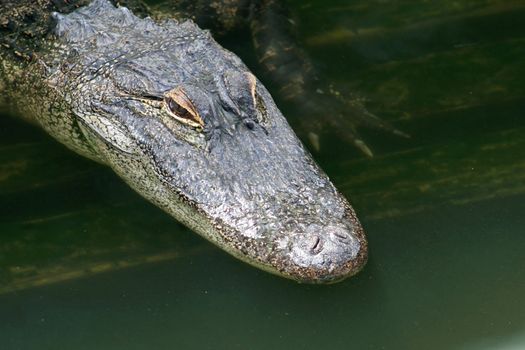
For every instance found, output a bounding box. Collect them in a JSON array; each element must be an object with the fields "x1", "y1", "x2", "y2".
[
  {"x1": 119, "y1": 94, "x2": 164, "y2": 108},
  {"x1": 138, "y1": 94, "x2": 165, "y2": 108},
  {"x1": 140, "y1": 94, "x2": 164, "y2": 101},
  {"x1": 247, "y1": 73, "x2": 257, "y2": 108}
]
